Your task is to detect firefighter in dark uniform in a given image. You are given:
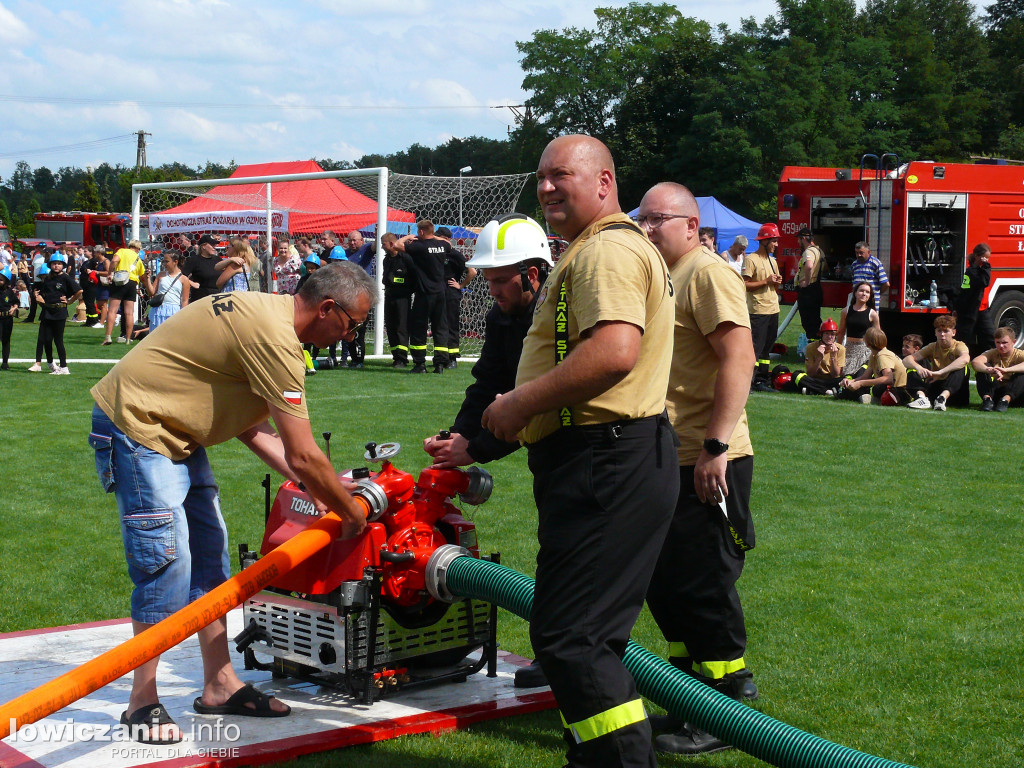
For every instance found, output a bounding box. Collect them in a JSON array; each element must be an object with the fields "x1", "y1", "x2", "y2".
[
  {"x1": 953, "y1": 242, "x2": 994, "y2": 358},
  {"x1": 795, "y1": 227, "x2": 823, "y2": 340},
  {"x1": 435, "y1": 226, "x2": 476, "y2": 369},
  {"x1": 397, "y1": 220, "x2": 456, "y2": 374},
  {"x1": 0, "y1": 266, "x2": 17, "y2": 369},
  {"x1": 381, "y1": 232, "x2": 416, "y2": 367},
  {"x1": 483, "y1": 135, "x2": 677, "y2": 768},
  {"x1": 638, "y1": 182, "x2": 758, "y2": 755},
  {"x1": 424, "y1": 214, "x2": 553, "y2": 688}
]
